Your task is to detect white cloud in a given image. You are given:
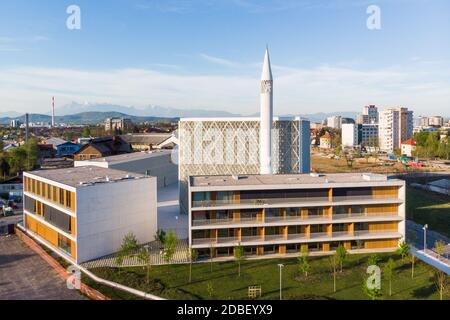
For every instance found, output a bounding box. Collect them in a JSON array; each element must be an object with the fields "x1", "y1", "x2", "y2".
[
  {"x1": 0, "y1": 63, "x2": 449, "y2": 116},
  {"x1": 200, "y1": 53, "x2": 239, "y2": 67}
]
